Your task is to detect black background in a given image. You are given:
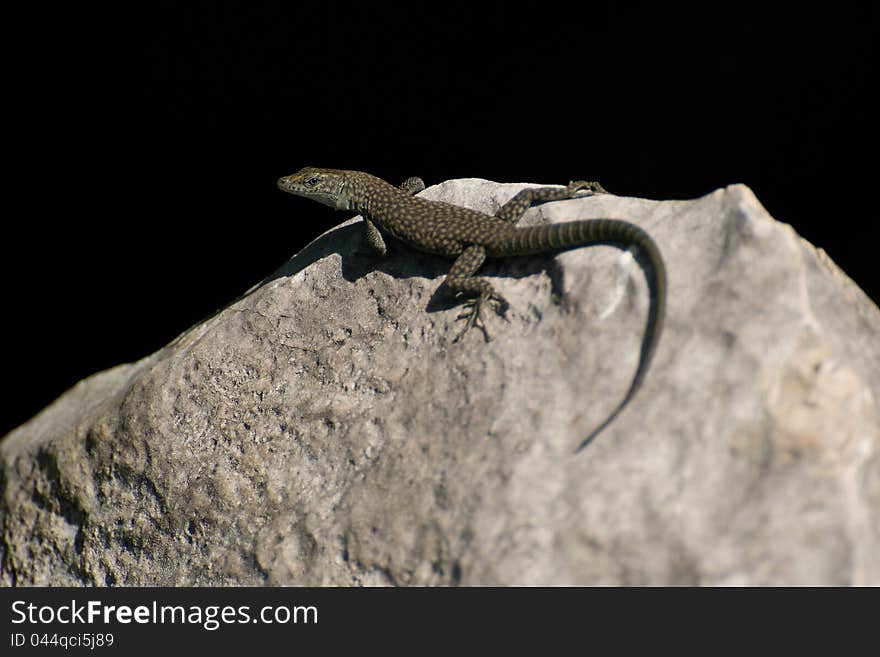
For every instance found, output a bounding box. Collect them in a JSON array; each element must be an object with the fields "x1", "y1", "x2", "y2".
[{"x1": 3, "y1": 2, "x2": 877, "y2": 436}]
